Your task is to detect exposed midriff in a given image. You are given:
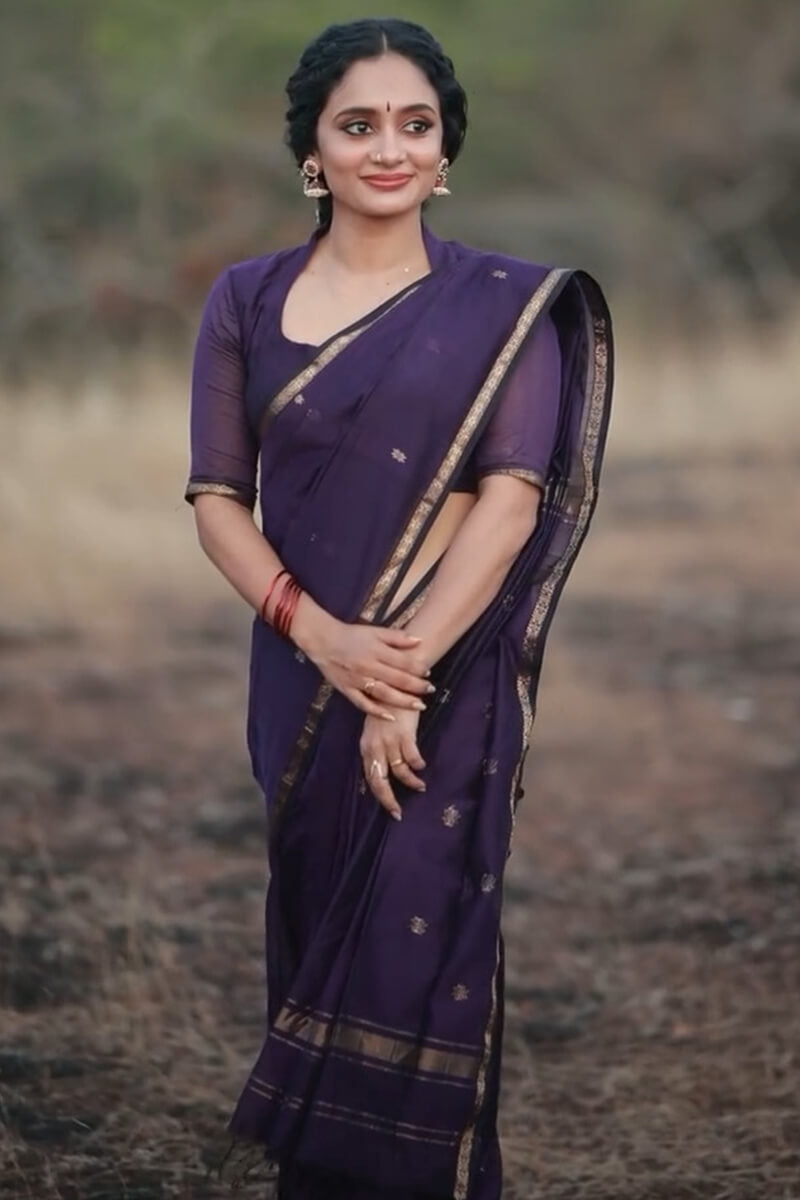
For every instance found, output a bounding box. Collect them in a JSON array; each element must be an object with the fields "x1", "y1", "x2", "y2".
[{"x1": 388, "y1": 490, "x2": 477, "y2": 617}]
